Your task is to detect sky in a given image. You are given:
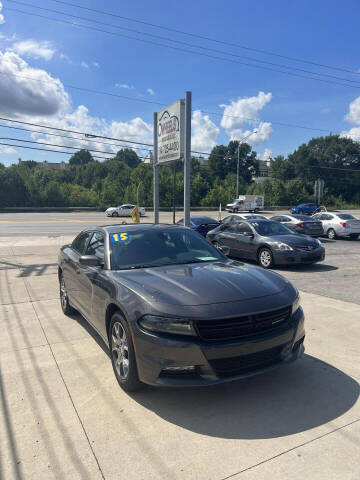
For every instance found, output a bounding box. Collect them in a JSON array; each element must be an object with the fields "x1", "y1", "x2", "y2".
[{"x1": 1, "y1": 0, "x2": 360, "y2": 166}]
